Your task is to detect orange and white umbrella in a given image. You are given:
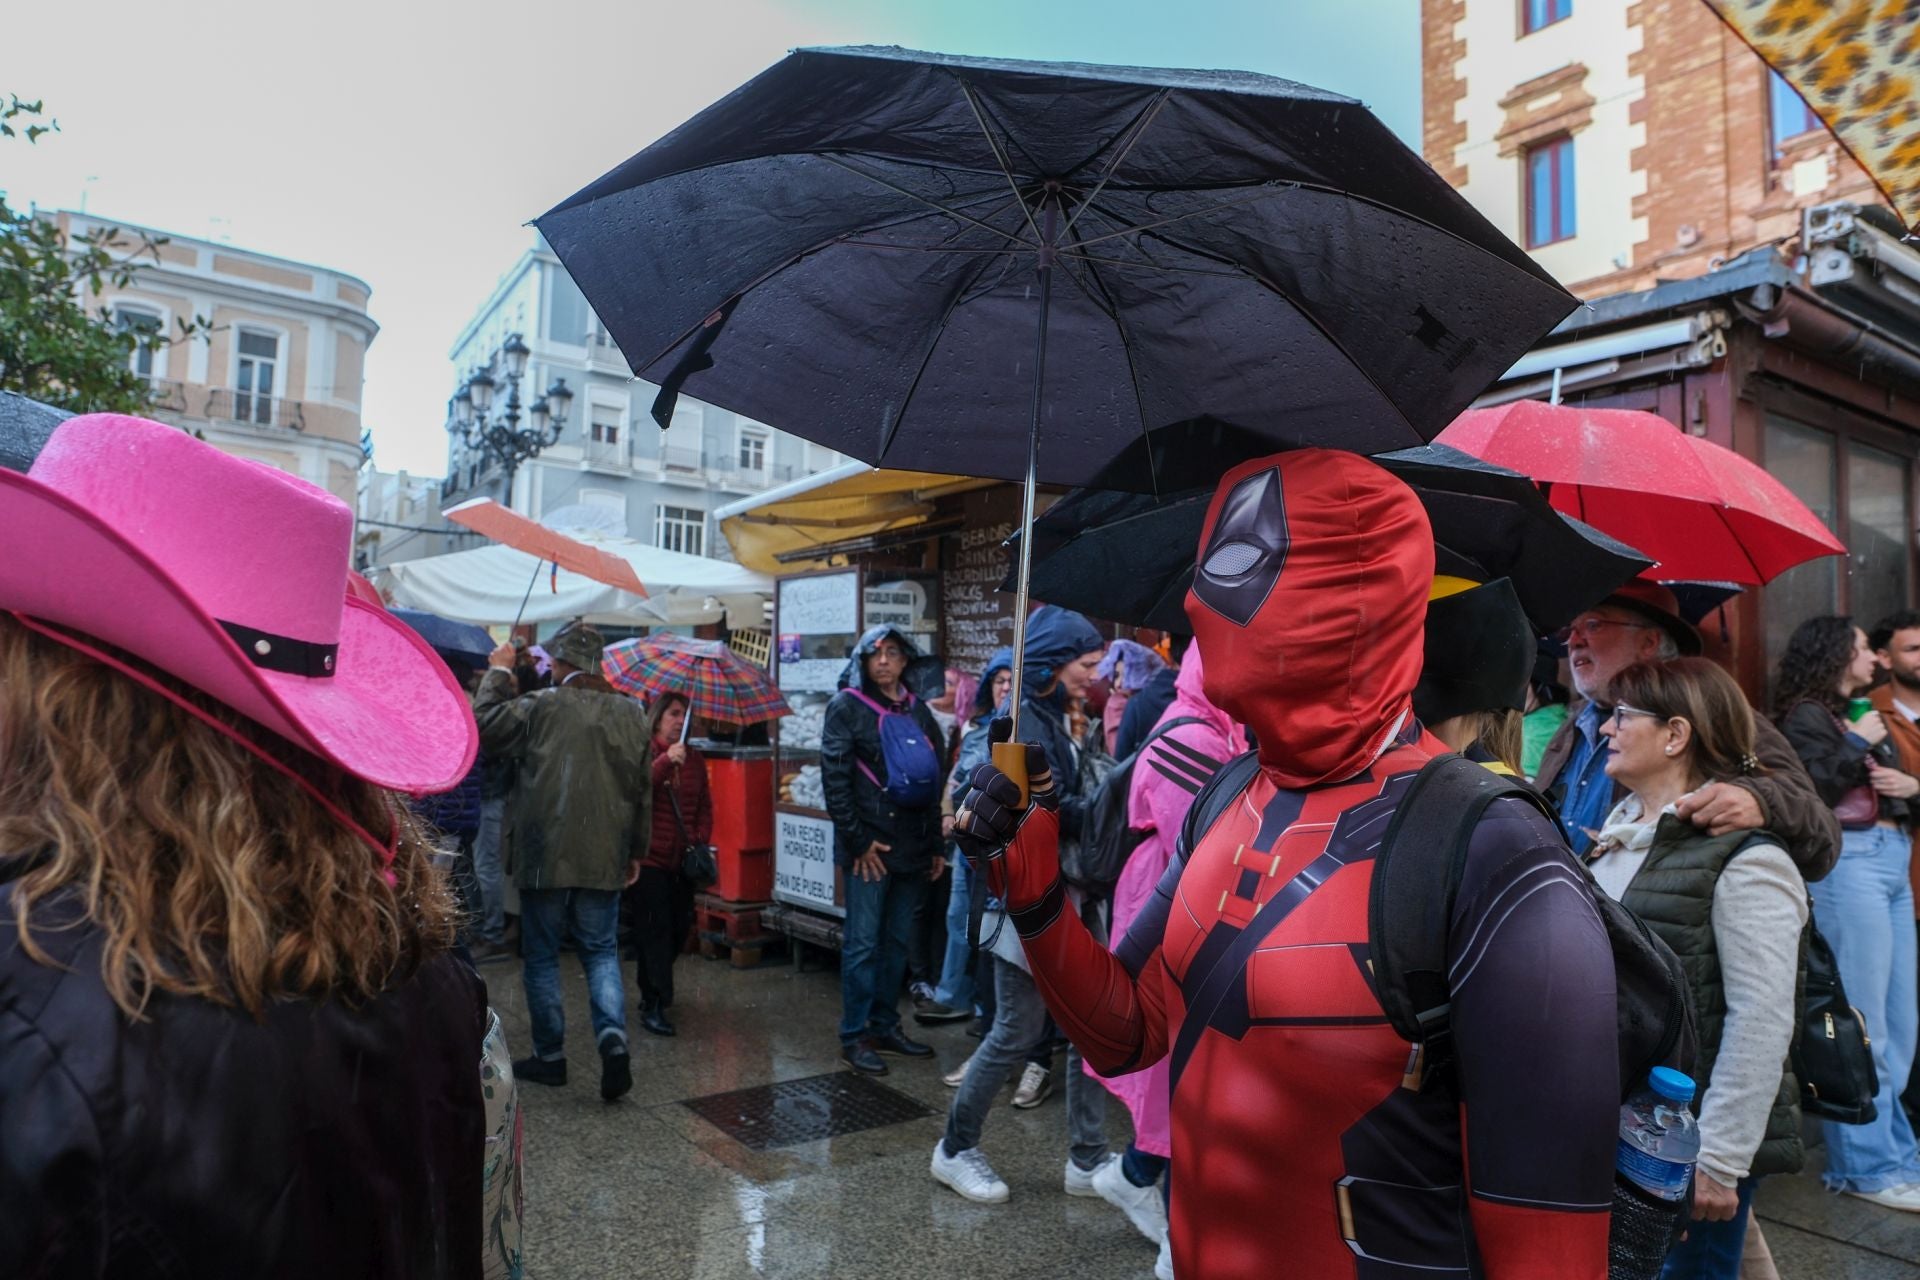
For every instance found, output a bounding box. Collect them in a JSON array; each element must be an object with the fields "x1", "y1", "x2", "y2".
[{"x1": 443, "y1": 498, "x2": 648, "y2": 624}]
